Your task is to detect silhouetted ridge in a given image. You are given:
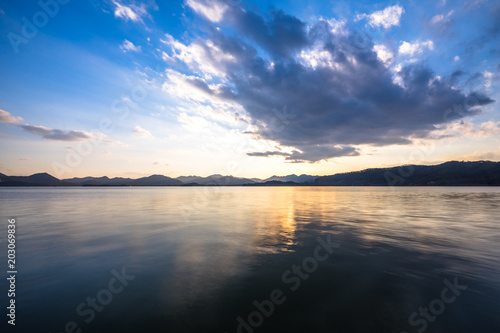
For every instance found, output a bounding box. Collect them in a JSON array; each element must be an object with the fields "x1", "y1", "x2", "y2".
[
  {"x1": 1, "y1": 161, "x2": 499, "y2": 186},
  {"x1": 314, "y1": 161, "x2": 500, "y2": 186}
]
